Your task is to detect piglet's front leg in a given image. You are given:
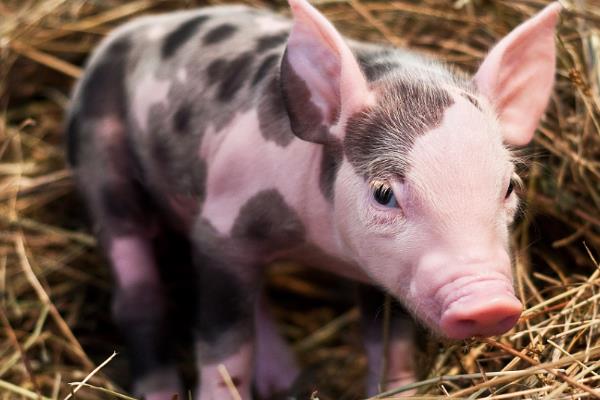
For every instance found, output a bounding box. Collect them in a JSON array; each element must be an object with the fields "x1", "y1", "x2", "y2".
[
  {"x1": 358, "y1": 285, "x2": 417, "y2": 397},
  {"x1": 197, "y1": 342, "x2": 254, "y2": 400},
  {"x1": 192, "y1": 232, "x2": 260, "y2": 400},
  {"x1": 254, "y1": 291, "x2": 300, "y2": 398}
]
